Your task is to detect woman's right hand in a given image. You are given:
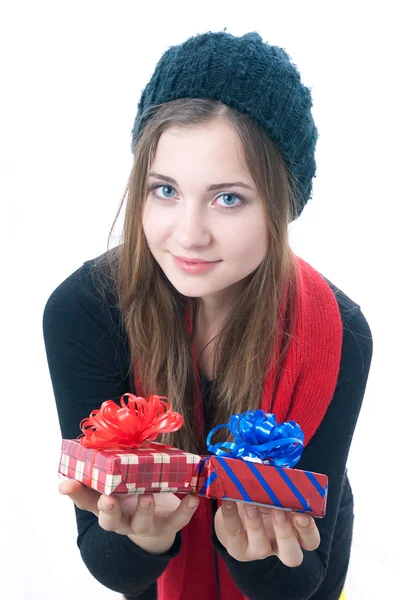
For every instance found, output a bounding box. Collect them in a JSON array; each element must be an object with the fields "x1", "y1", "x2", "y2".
[{"x1": 59, "y1": 479, "x2": 200, "y2": 555}]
